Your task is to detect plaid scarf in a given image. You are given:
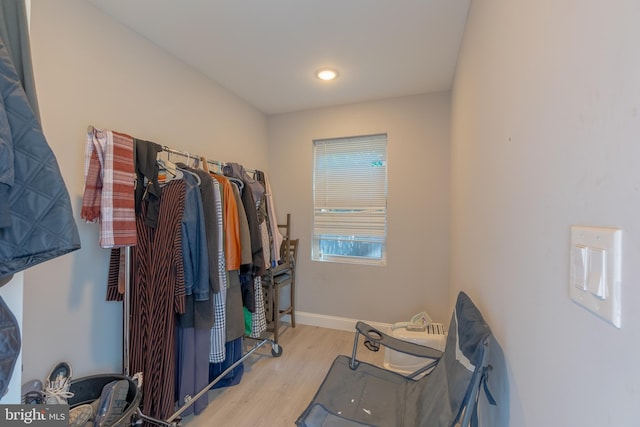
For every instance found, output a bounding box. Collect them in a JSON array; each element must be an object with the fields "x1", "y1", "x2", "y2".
[{"x1": 81, "y1": 127, "x2": 137, "y2": 248}]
